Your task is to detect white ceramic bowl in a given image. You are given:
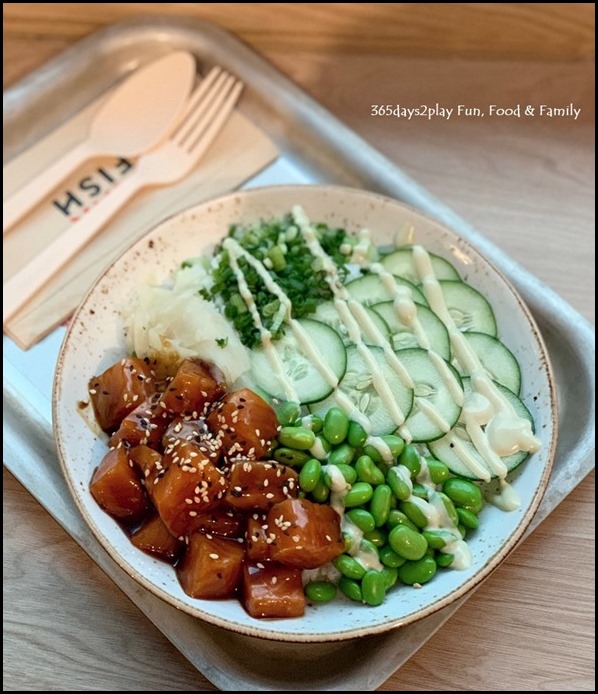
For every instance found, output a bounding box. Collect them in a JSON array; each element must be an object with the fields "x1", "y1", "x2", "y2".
[{"x1": 53, "y1": 185, "x2": 557, "y2": 642}]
